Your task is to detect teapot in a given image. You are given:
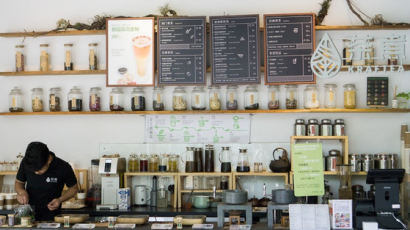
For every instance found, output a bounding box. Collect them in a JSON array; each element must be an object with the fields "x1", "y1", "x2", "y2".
[{"x1": 269, "y1": 147, "x2": 290, "y2": 172}]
